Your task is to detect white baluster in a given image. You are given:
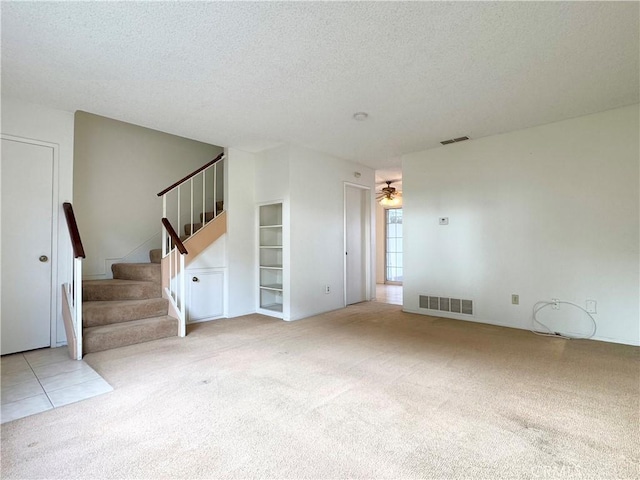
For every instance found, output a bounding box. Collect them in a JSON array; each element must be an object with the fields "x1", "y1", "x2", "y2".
[
  {"x1": 179, "y1": 254, "x2": 186, "y2": 337},
  {"x1": 162, "y1": 195, "x2": 167, "y2": 256},
  {"x1": 169, "y1": 248, "x2": 173, "y2": 301},
  {"x1": 177, "y1": 186, "x2": 181, "y2": 243},
  {"x1": 190, "y1": 178, "x2": 194, "y2": 238},
  {"x1": 202, "y1": 169, "x2": 206, "y2": 226},
  {"x1": 174, "y1": 250, "x2": 178, "y2": 303},
  {"x1": 74, "y1": 258, "x2": 83, "y2": 360},
  {"x1": 213, "y1": 163, "x2": 217, "y2": 218}
]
